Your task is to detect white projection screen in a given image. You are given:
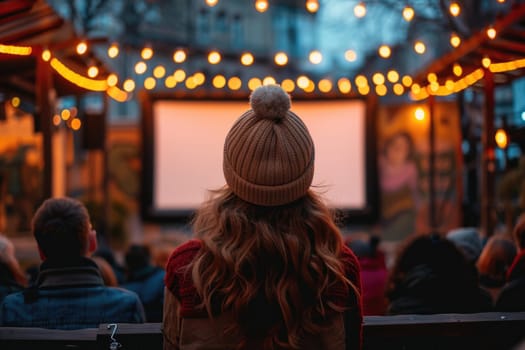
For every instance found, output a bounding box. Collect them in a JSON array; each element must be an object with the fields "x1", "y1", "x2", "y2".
[{"x1": 141, "y1": 95, "x2": 377, "y2": 223}]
